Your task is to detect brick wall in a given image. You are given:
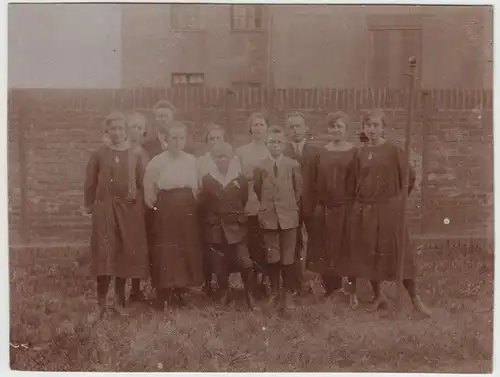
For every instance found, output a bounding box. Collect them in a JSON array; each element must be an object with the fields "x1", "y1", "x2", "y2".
[{"x1": 7, "y1": 88, "x2": 493, "y2": 244}]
